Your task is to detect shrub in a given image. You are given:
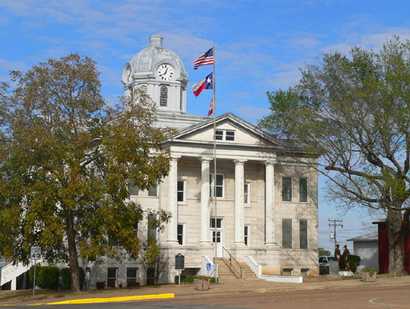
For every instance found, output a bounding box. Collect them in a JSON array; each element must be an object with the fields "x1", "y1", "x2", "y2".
[
  {"x1": 59, "y1": 267, "x2": 85, "y2": 290},
  {"x1": 28, "y1": 266, "x2": 60, "y2": 289},
  {"x1": 60, "y1": 268, "x2": 71, "y2": 290},
  {"x1": 348, "y1": 255, "x2": 361, "y2": 273},
  {"x1": 361, "y1": 267, "x2": 377, "y2": 275},
  {"x1": 181, "y1": 275, "x2": 195, "y2": 283}
]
